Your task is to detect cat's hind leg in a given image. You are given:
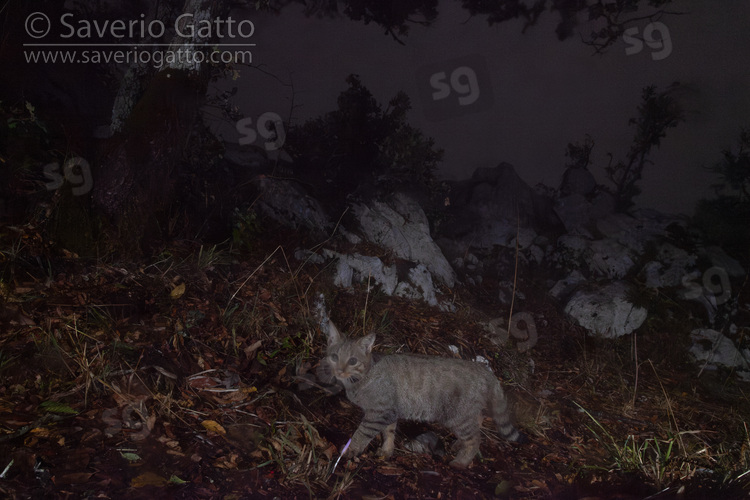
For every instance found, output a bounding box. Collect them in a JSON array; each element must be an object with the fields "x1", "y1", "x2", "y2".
[
  {"x1": 448, "y1": 417, "x2": 481, "y2": 468},
  {"x1": 490, "y1": 381, "x2": 523, "y2": 442}
]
